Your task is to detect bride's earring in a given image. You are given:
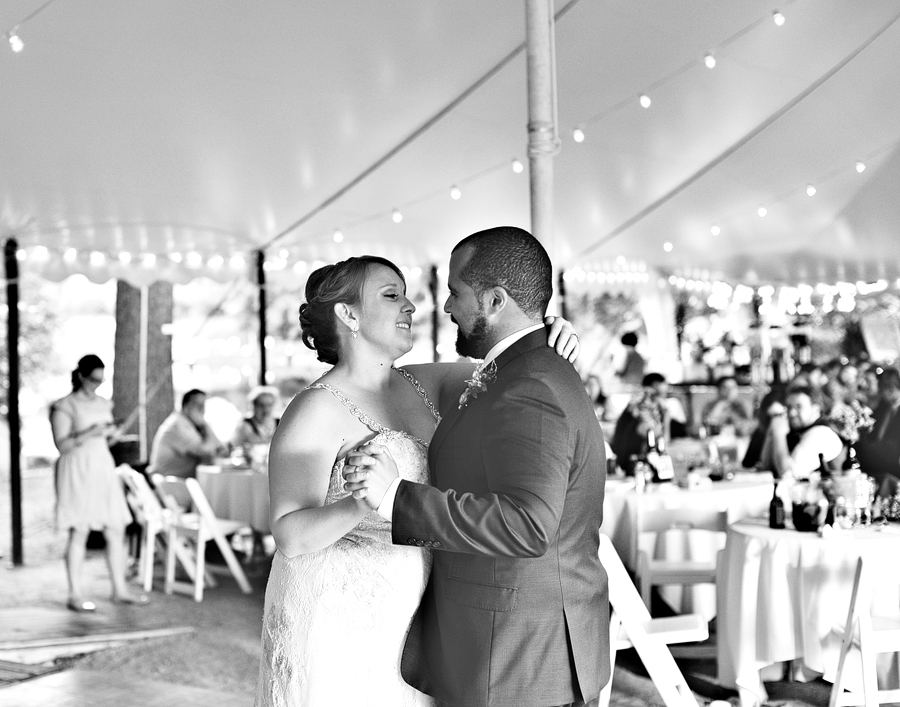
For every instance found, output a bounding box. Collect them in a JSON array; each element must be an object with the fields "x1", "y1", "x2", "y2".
[{"x1": 350, "y1": 325, "x2": 358, "y2": 339}]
